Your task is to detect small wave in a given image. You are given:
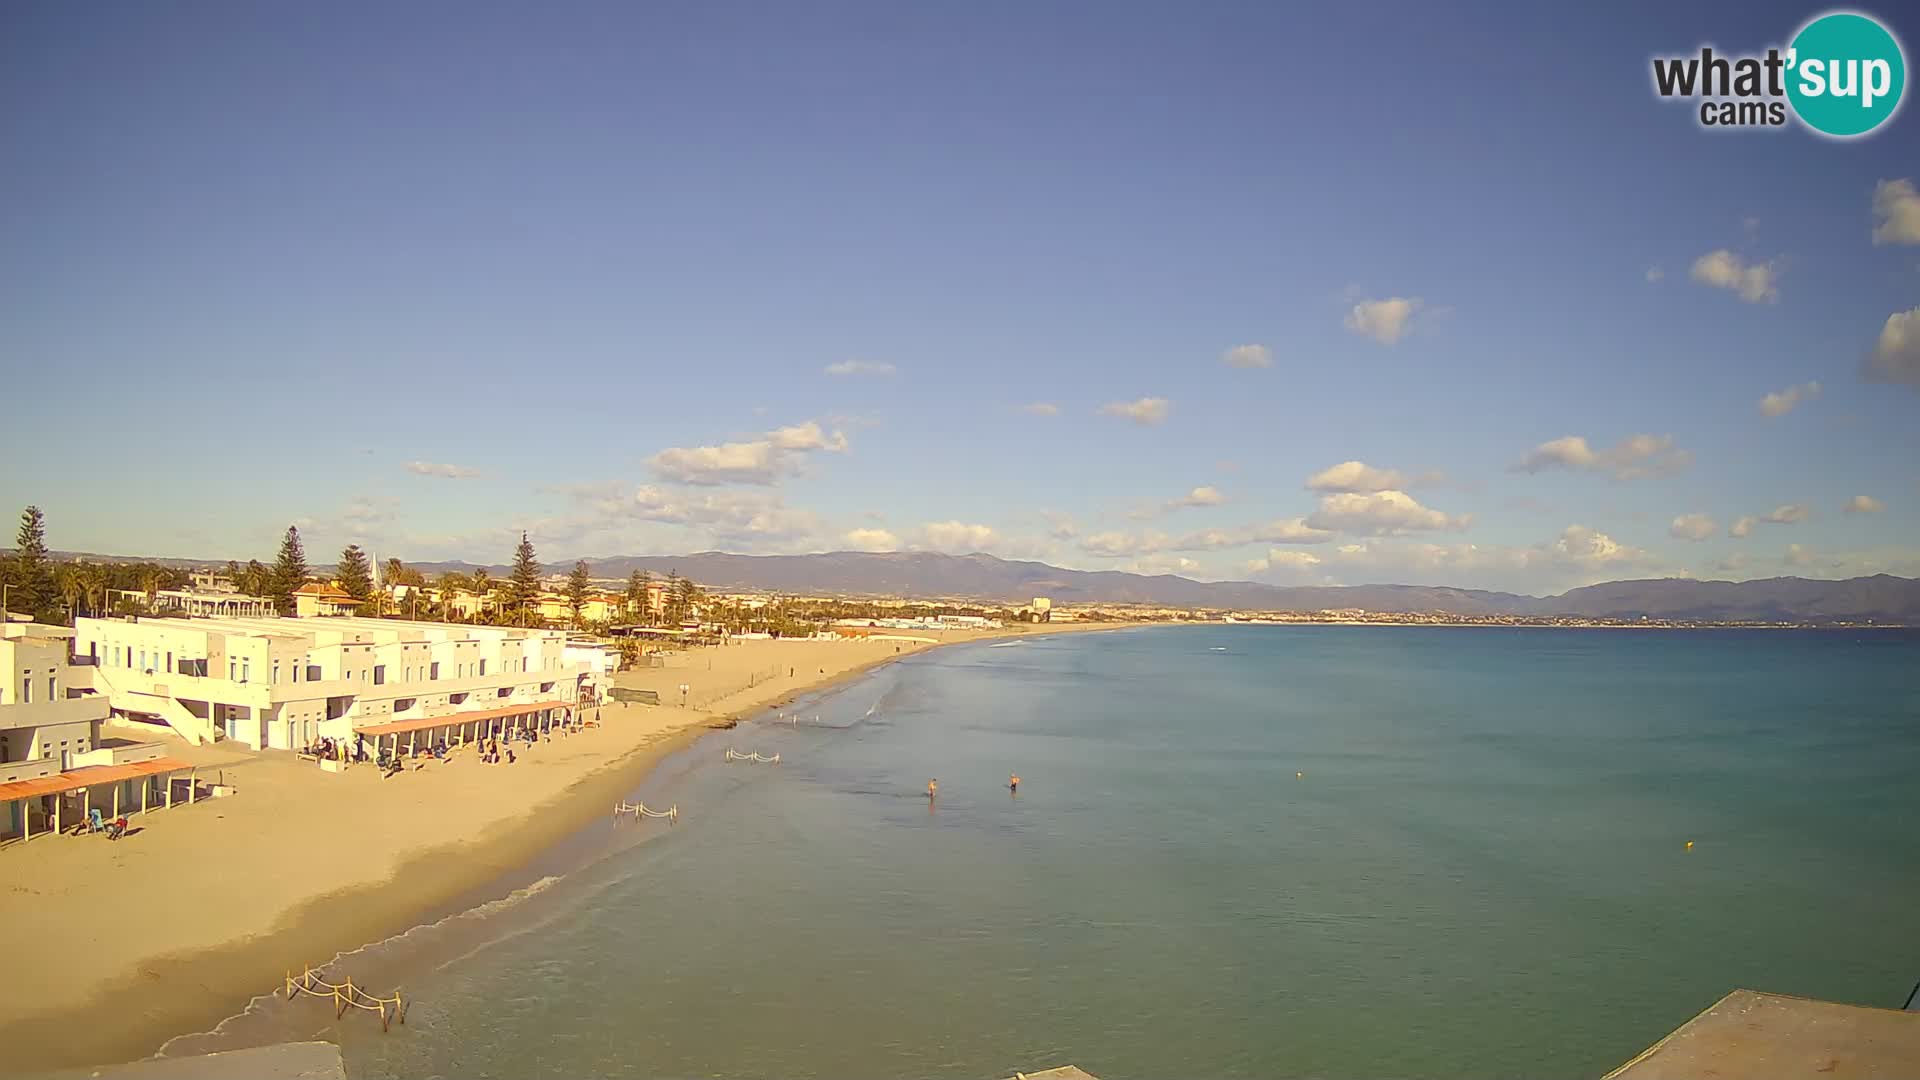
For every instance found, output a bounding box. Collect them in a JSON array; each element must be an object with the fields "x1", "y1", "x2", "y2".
[
  {"x1": 987, "y1": 641, "x2": 1023, "y2": 648},
  {"x1": 155, "y1": 874, "x2": 567, "y2": 1059}
]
